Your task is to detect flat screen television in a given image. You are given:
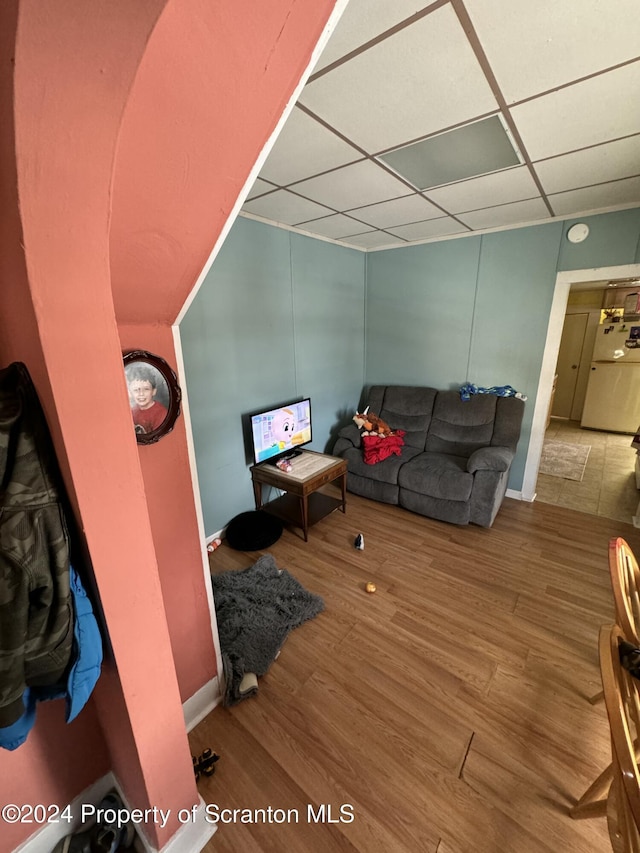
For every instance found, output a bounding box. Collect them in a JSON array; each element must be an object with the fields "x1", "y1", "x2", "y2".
[{"x1": 250, "y1": 398, "x2": 312, "y2": 465}]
